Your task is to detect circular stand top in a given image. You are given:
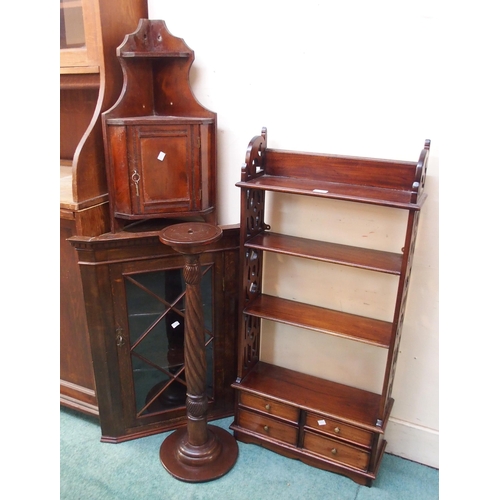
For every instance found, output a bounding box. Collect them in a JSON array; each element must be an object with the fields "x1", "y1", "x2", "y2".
[{"x1": 159, "y1": 222, "x2": 222, "y2": 254}]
